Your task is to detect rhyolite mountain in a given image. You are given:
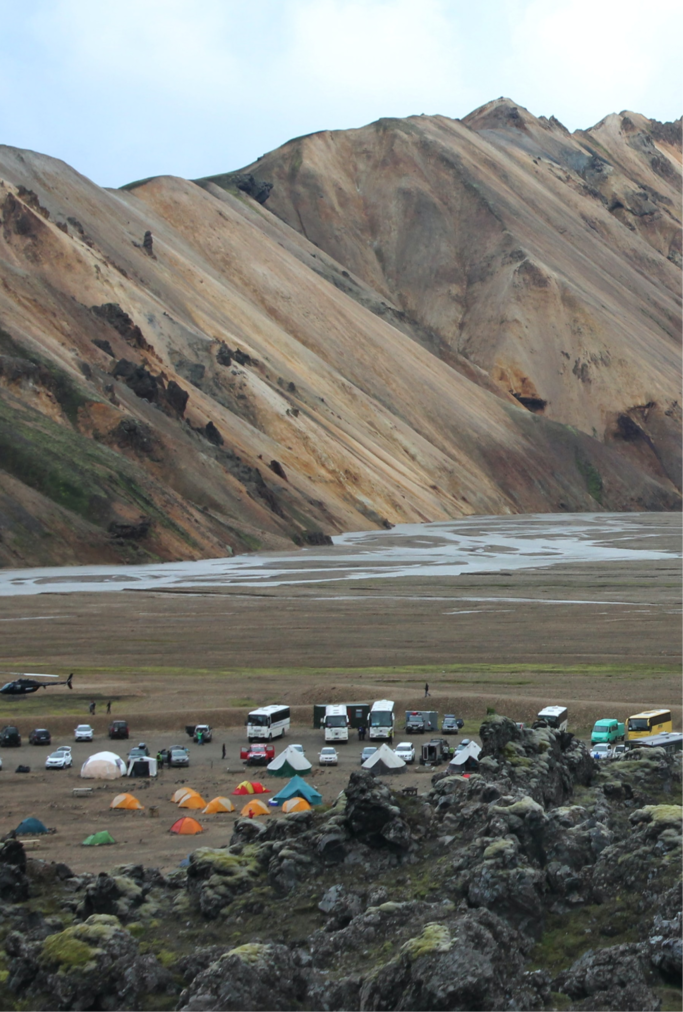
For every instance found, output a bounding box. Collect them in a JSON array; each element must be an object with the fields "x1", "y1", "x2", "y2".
[{"x1": 0, "y1": 98, "x2": 680, "y2": 567}]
